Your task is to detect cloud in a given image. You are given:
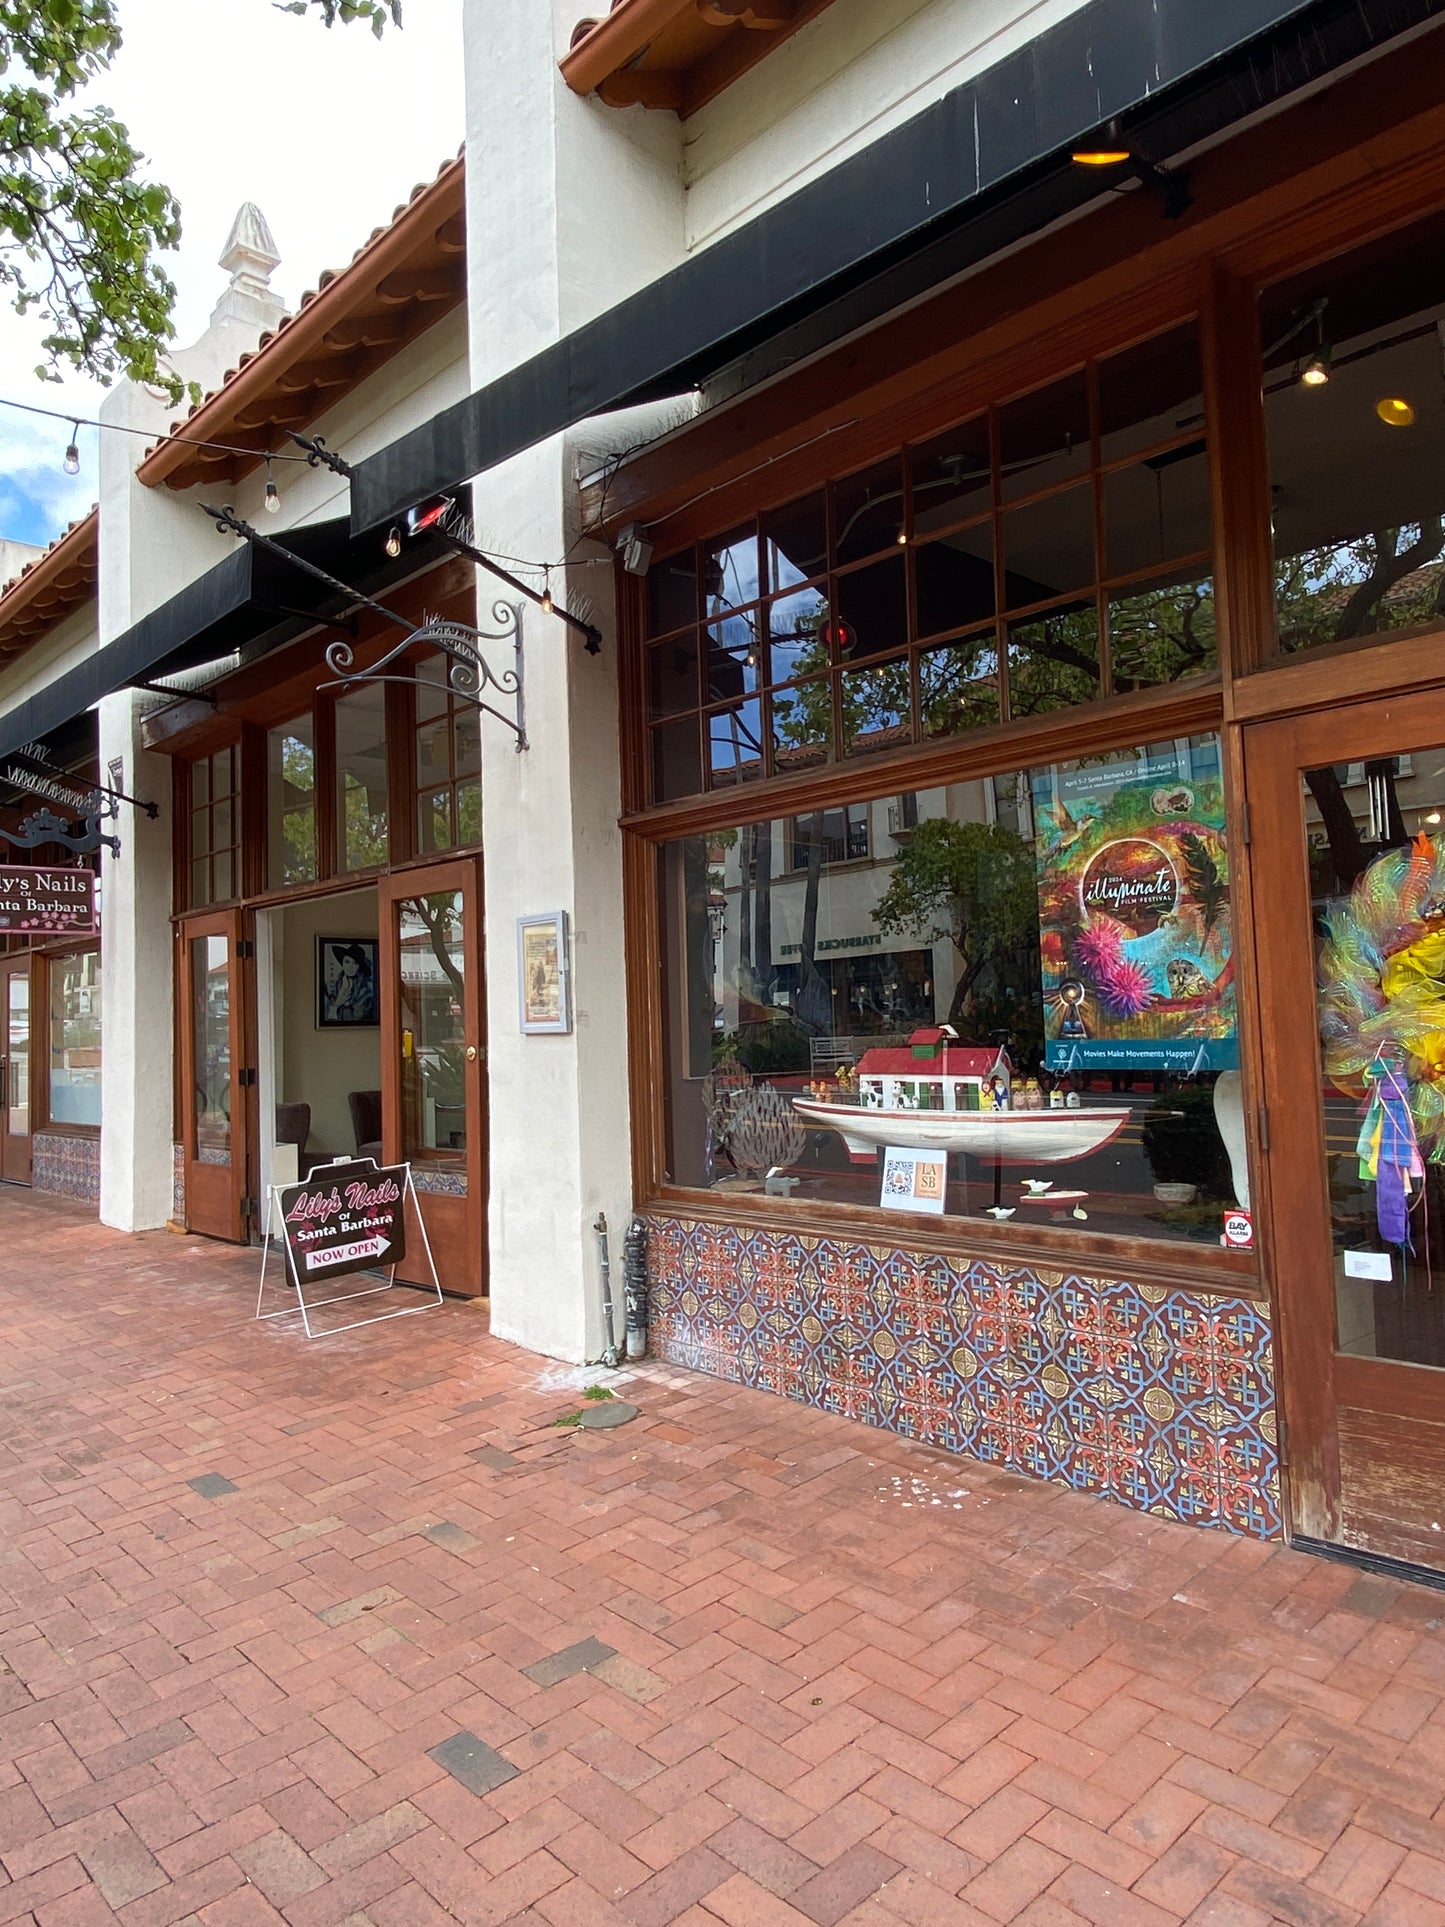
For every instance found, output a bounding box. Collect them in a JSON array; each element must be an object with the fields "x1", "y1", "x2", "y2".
[{"x1": 0, "y1": 0, "x2": 464, "y2": 546}]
